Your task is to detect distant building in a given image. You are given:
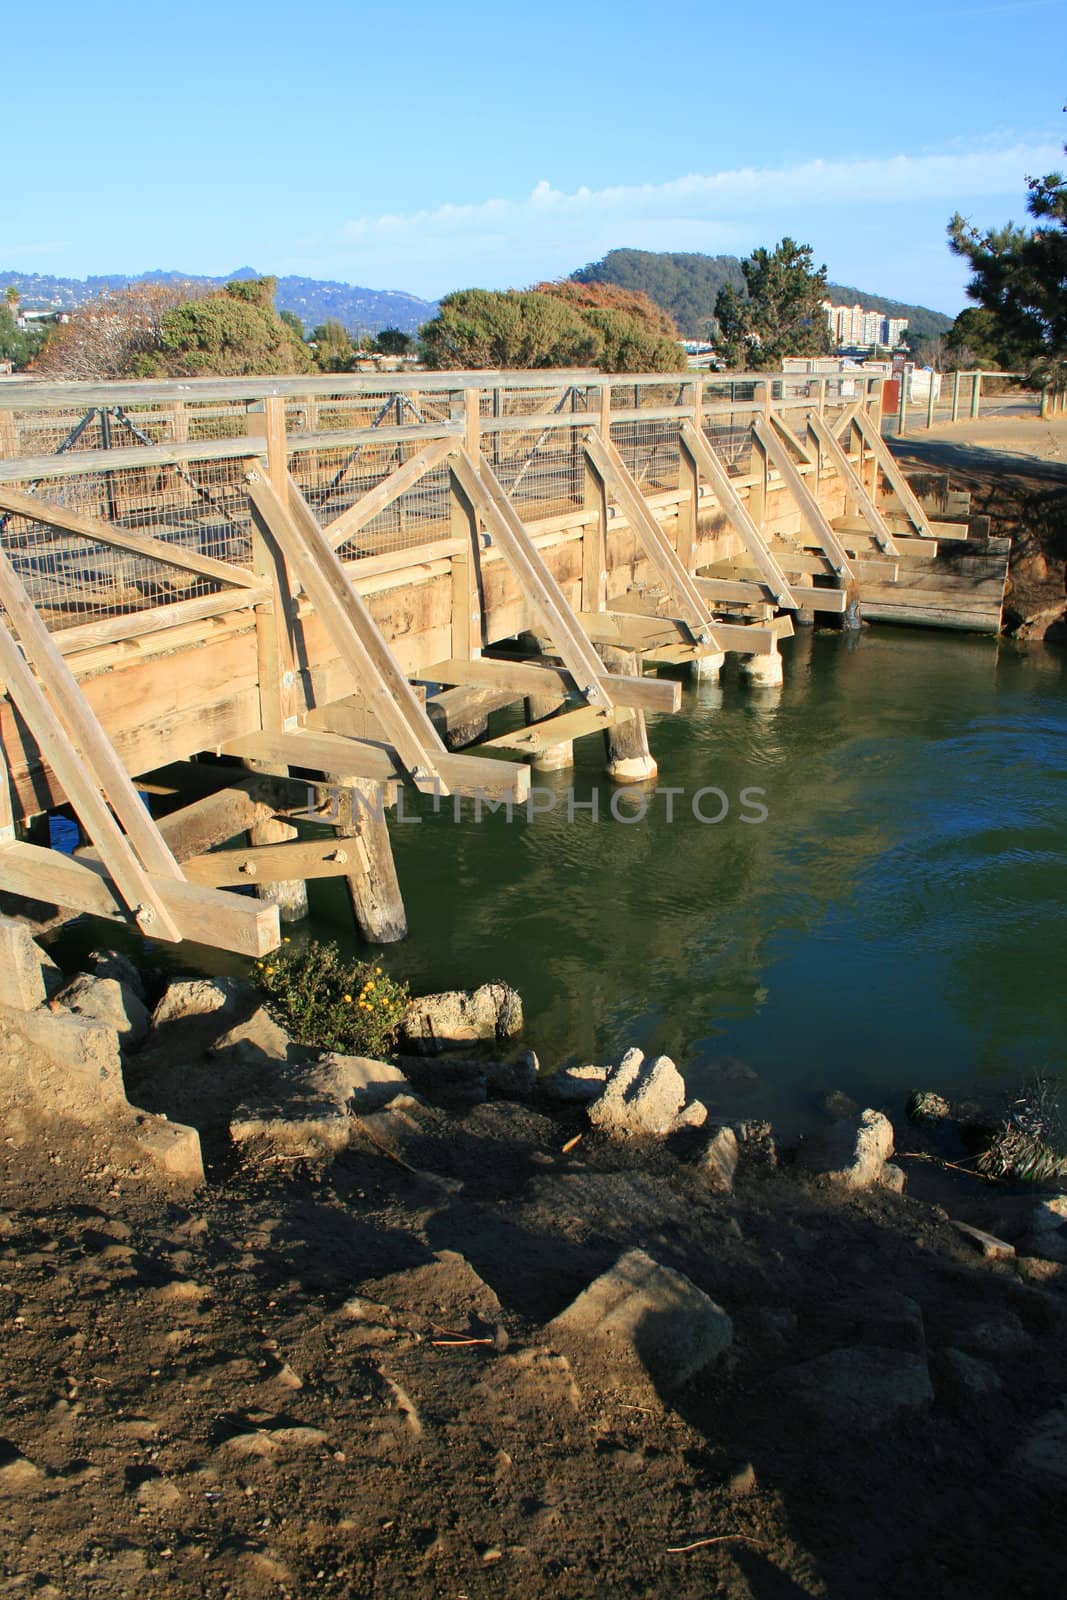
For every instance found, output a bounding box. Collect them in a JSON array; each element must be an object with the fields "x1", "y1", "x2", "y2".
[{"x1": 821, "y1": 300, "x2": 907, "y2": 350}]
